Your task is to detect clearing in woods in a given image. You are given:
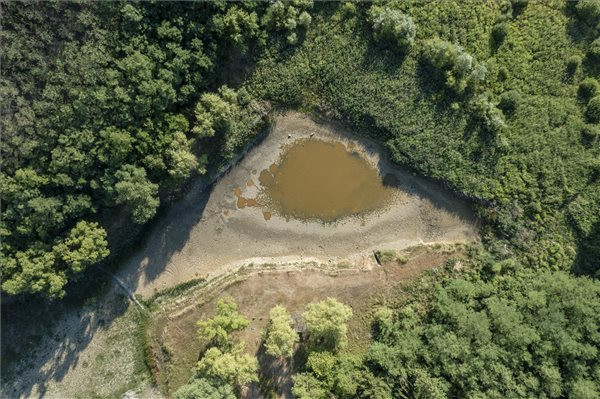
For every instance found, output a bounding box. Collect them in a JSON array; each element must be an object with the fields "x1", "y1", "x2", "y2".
[
  {"x1": 2, "y1": 112, "x2": 479, "y2": 399},
  {"x1": 148, "y1": 244, "x2": 466, "y2": 398},
  {"x1": 115, "y1": 112, "x2": 479, "y2": 297}
]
